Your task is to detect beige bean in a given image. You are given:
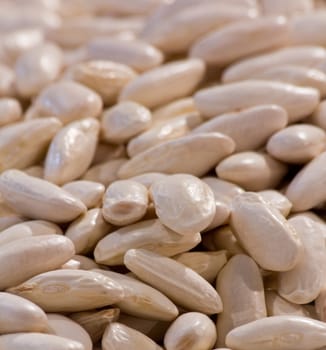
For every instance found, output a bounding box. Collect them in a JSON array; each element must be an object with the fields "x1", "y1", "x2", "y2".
[
  {"x1": 0, "y1": 292, "x2": 49, "y2": 333},
  {"x1": 289, "y1": 12, "x2": 326, "y2": 47},
  {"x1": 94, "y1": 269, "x2": 178, "y2": 321},
  {"x1": 66, "y1": 208, "x2": 111, "y2": 255},
  {"x1": 0, "y1": 235, "x2": 74, "y2": 290},
  {"x1": 0, "y1": 202, "x2": 24, "y2": 232},
  {"x1": 66, "y1": 60, "x2": 137, "y2": 104},
  {"x1": 265, "y1": 290, "x2": 313, "y2": 318},
  {"x1": 277, "y1": 215, "x2": 326, "y2": 304},
  {"x1": 60, "y1": 259, "x2": 80, "y2": 270},
  {"x1": 152, "y1": 97, "x2": 197, "y2": 125},
  {"x1": 8, "y1": 269, "x2": 124, "y2": 312},
  {"x1": 86, "y1": 38, "x2": 163, "y2": 73},
  {"x1": 174, "y1": 251, "x2": 227, "y2": 283},
  {"x1": 310, "y1": 100, "x2": 326, "y2": 130},
  {"x1": 47, "y1": 314, "x2": 92, "y2": 350},
  {"x1": 119, "y1": 58, "x2": 205, "y2": 109},
  {"x1": 191, "y1": 16, "x2": 289, "y2": 66},
  {"x1": 216, "y1": 151, "x2": 287, "y2": 191},
  {"x1": 24, "y1": 165, "x2": 44, "y2": 178},
  {"x1": 223, "y1": 46, "x2": 326, "y2": 83},
  {"x1": 141, "y1": 3, "x2": 257, "y2": 54},
  {"x1": 225, "y1": 315, "x2": 326, "y2": 350},
  {"x1": 83, "y1": 158, "x2": 127, "y2": 186},
  {"x1": 26, "y1": 81, "x2": 103, "y2": 124},
  {"x1": 0, "y1": 118, "x2": 62, "y2": 172},
  {"x1": 44, "y1": 118, "x2": 100, "y2": 185},
  {"x1": 94, "y1": 219, "x2": 201, "y2": 265},
  {"x1": 0, "y1": 63, "x2": 15, "y2": 97},
  {"x1": 252, "y1": 65, "x2": 326, "y2": 97},
  {"x1": 258, "y1": 190, "x2": 292, "y2": 216},
  {"x1": 230, "y1": 192, "x2": 302, "y2": 271},
  {"x1": 316, "y1": 288, "x2": 326, "y2": 322},
  {"x1": 261, "y1": 0, "x2": 313, "y2": 15},
  {"x1": 72, "y1": 255, "x2": 102, "y2": 270},
  {"x1": 119, "y1": 133, "x2": 235, "y2": 178},
  {"x1": 131, "y1": 173, "x2": 168, "y2": 189},
  {"x1": 285, "y1": 151, "x2": 326, "y2": 211},
  {"x1": 70, "y1": 308, "x2": 120, "y2": 344},
  {"x1": 102, "y1": 322, "x2": 162, "y2": 350},
  {"x1": 102, "y1": 101, "x2": 152, "y2": 144},
  {"x1": 193, "y1": 105, "x2": 287, "y2": 151},
  {"x1": 0, "y1": 170, "x2": 86, "y2": 222},
  {"x1": 164, "y1": 312, "x2": 216, "y2": 350},
  {"x1": 124, "y1": 249, "x2": 223, "y2": 314},
  {"x1": 15, "y1": 43, "x2": 64, "y2": 98},
  {"x1": 267, "y1": 124, "x2": 326, "y2": 164},
  {"x1": 102, "y1": 180, "x2": 148, "y2": 226},
  {"x1": 0, "y1": 98, "x2": 22, "y2": 127},
  {"x1": 216, "y1": 255, "x2": 267, "y2": 347},
  {"x1": 127, "y1": 112, "x2": 202, "y2": 157},
  {"x1": 150, "y1": 174, "x2": 215, "y2": 235},
  {"x1": 202, "y1": 177, "x2": 244, "y2": 230},
  {"x1": 0, "y1": 28, "x2": 44, "y2": 64},
  {"x1": 62, "y1": 180, "x2": 105, "y2": 209},
  {"x1": 0, "y1": 333, "x2": 84, "y2": 350},
  {"x1": 194, "y1": 80, "x2": 319, "y2": 122}
]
